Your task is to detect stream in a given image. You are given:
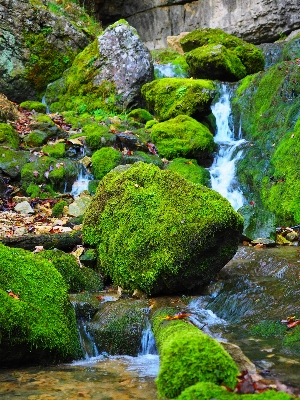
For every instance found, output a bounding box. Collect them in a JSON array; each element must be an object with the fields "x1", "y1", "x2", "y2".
[{"x1": 1, "y1": 86, "x2": 299, "y2": 398}]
